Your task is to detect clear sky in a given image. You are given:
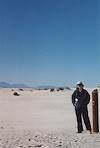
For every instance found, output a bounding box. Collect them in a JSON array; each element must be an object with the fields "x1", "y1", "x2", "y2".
[{"x1": 0, "y1": 0, "x2": 99, "y2": 87}]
